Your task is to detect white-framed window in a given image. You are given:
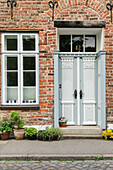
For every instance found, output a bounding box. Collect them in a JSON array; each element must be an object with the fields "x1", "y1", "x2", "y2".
[{"x1": 1, "y1": 33, "x2": 39, "y2": 105}]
